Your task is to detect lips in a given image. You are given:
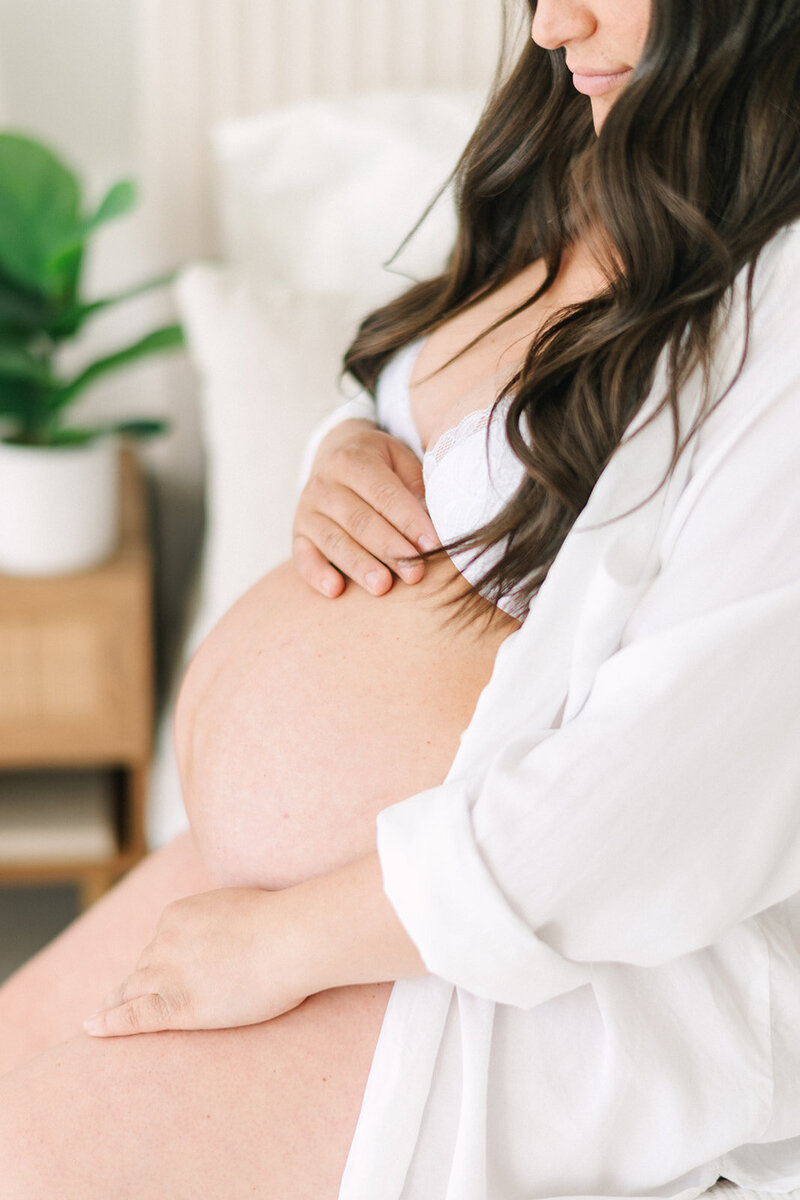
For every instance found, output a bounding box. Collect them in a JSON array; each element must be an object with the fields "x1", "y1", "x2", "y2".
[{"x1": 569, "y1": 67, "x2": 633, "y2": 97}]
